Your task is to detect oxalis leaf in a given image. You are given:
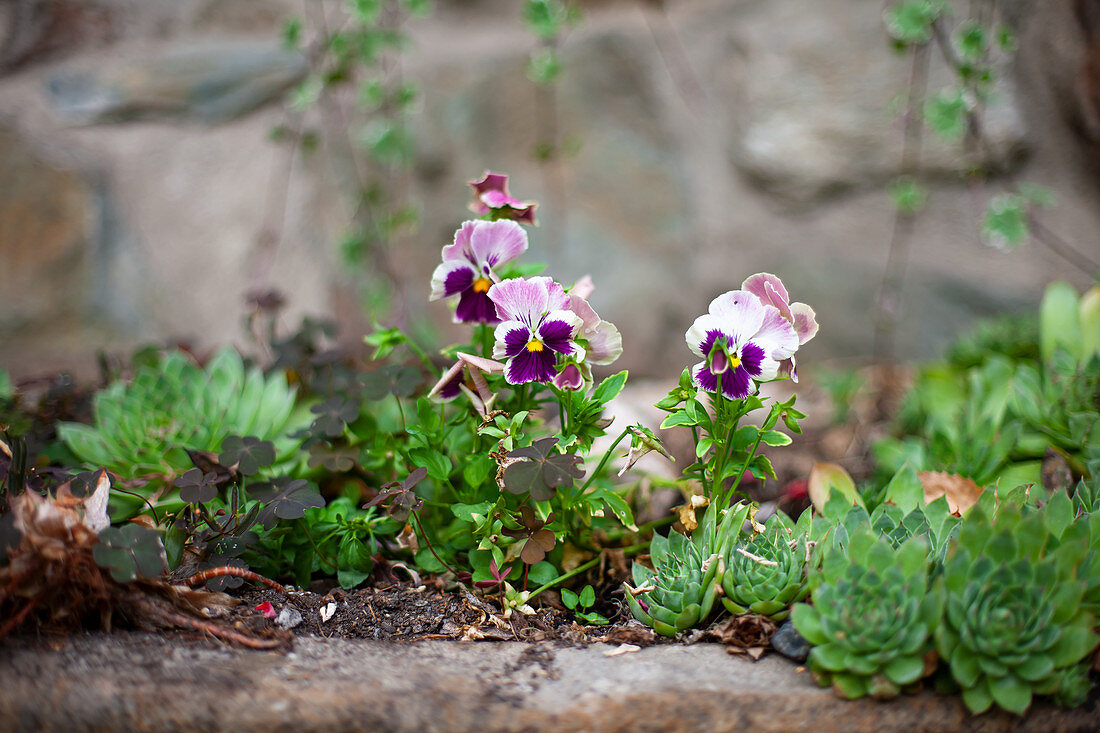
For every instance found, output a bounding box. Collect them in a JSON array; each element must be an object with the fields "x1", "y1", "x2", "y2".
[
  {"x1": 93, "y1": 524, "x2": 168, "y2": 583},
  {"x1": 503, "y1": 437, "x2": 583, "y2": 501},
  {"x1": 253, "y1": 478, "x2": 325, "y2": 528}
]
